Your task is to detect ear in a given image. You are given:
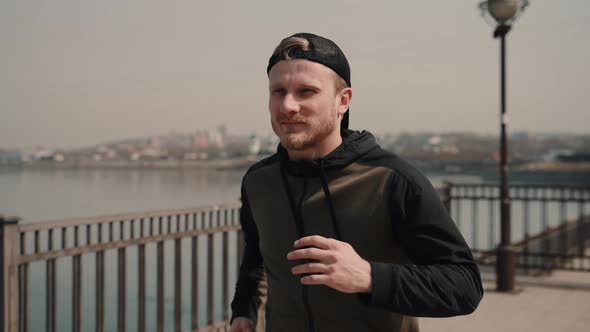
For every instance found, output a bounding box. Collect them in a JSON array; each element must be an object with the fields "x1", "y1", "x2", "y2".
[{"x1": 337, "y1": 87, "x2": 352, "y2": 117}]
